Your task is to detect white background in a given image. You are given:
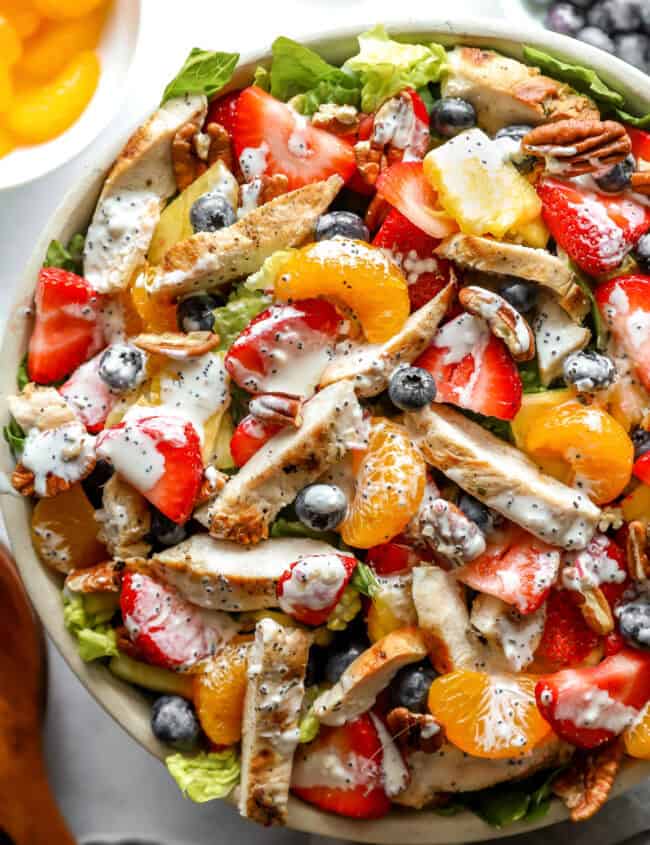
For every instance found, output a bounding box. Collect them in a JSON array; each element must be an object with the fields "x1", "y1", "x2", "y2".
[{"x1": 3, "y1": 1, "x2": 650, "y2": 842}]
